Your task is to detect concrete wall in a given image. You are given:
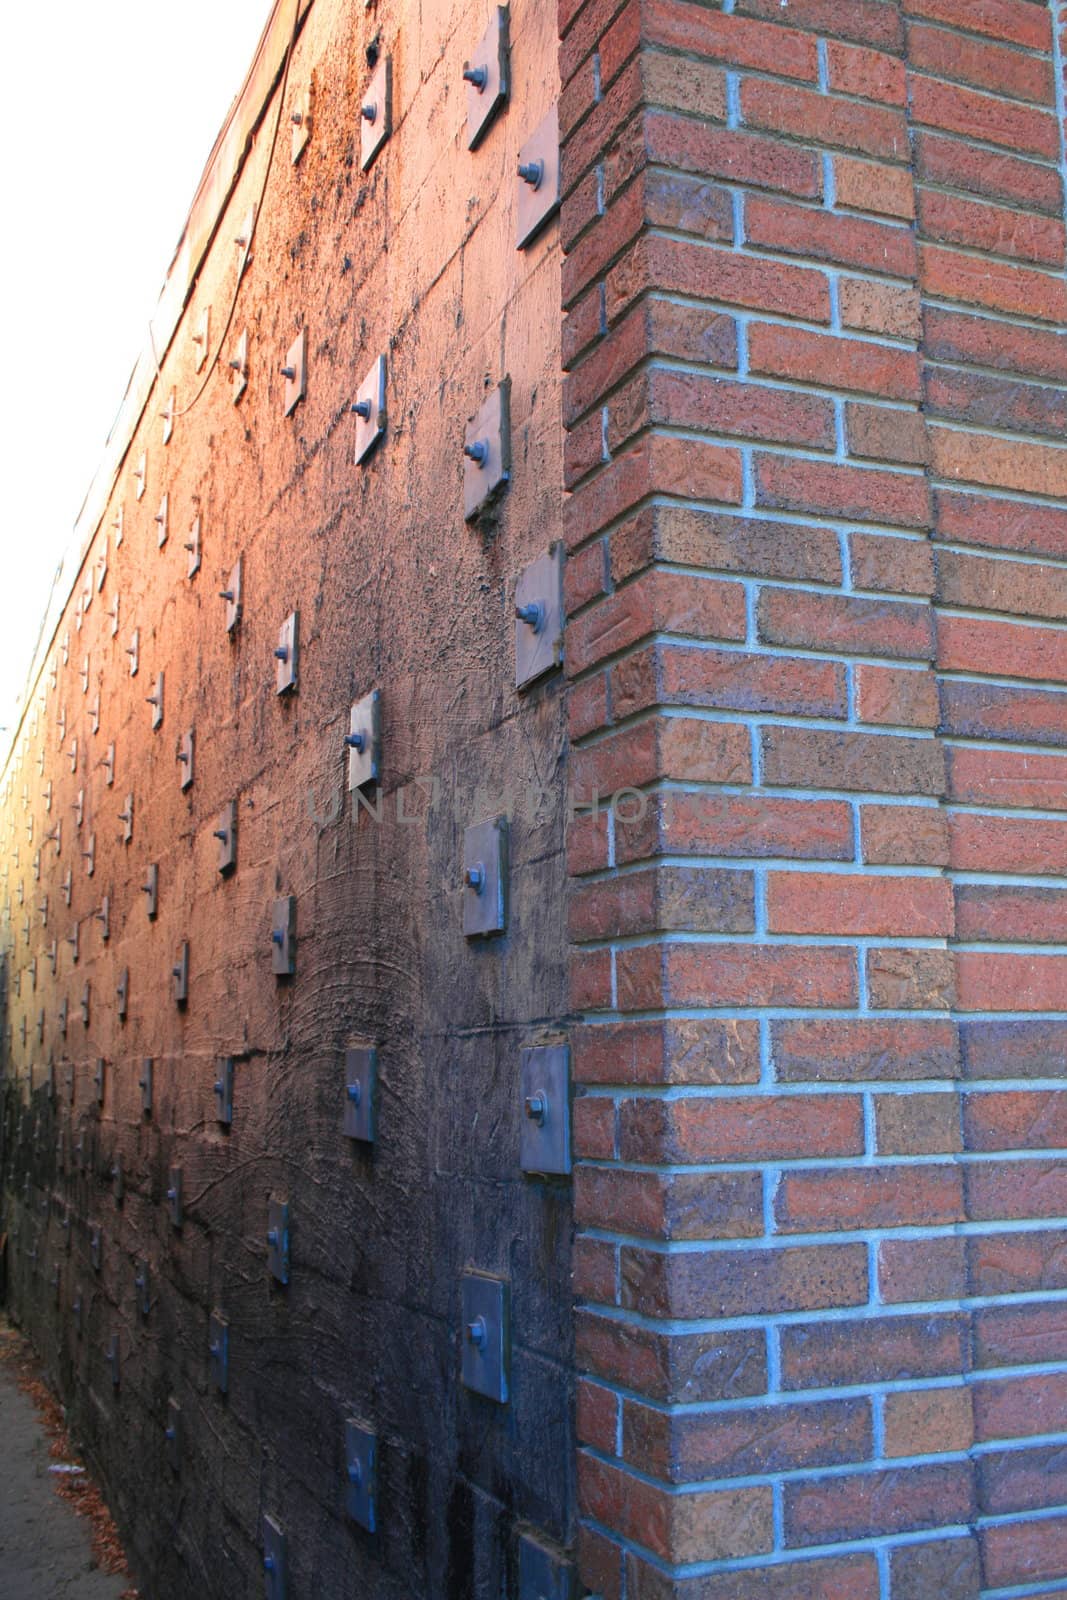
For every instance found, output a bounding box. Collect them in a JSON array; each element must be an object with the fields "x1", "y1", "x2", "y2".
[{"x1": 0, "y1": 0, "x2": 572, "y2": 1594}]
